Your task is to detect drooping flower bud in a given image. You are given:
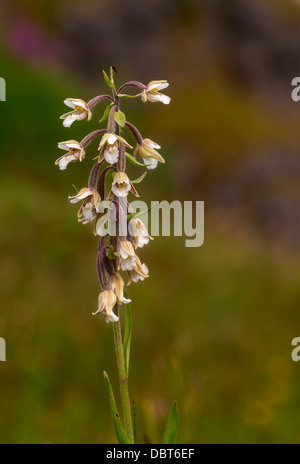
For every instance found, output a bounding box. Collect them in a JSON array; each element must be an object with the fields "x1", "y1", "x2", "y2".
[
  {"x1": 110, "y1": 273, "x2": 132, "y2": 304},
  {"x1": 93, "y1": 290, "x2": 118, "y2": 322}
]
